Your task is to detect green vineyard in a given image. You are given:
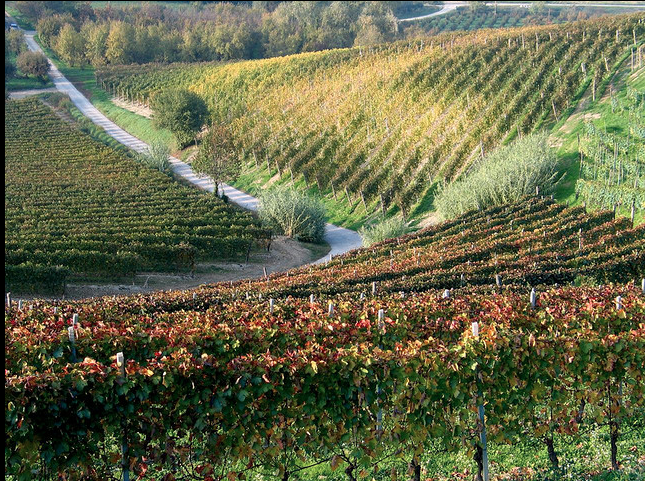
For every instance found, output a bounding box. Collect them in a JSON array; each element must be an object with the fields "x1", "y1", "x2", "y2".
[
  {"x1": 401, "y1": 5, "x2": 610, "y2": 36},
  {"x1": 95, "y1": 14, "x2": 644, "y2": 217},
  {"x1": 576, "y1": 79, "x2": 645, "y2": 214},
  {"x1": 4, "y1": 98, "x2": 266, "y2": 293},
  {"x1": 6, "y1": 196, "x2": 645, "y2": 479}
]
